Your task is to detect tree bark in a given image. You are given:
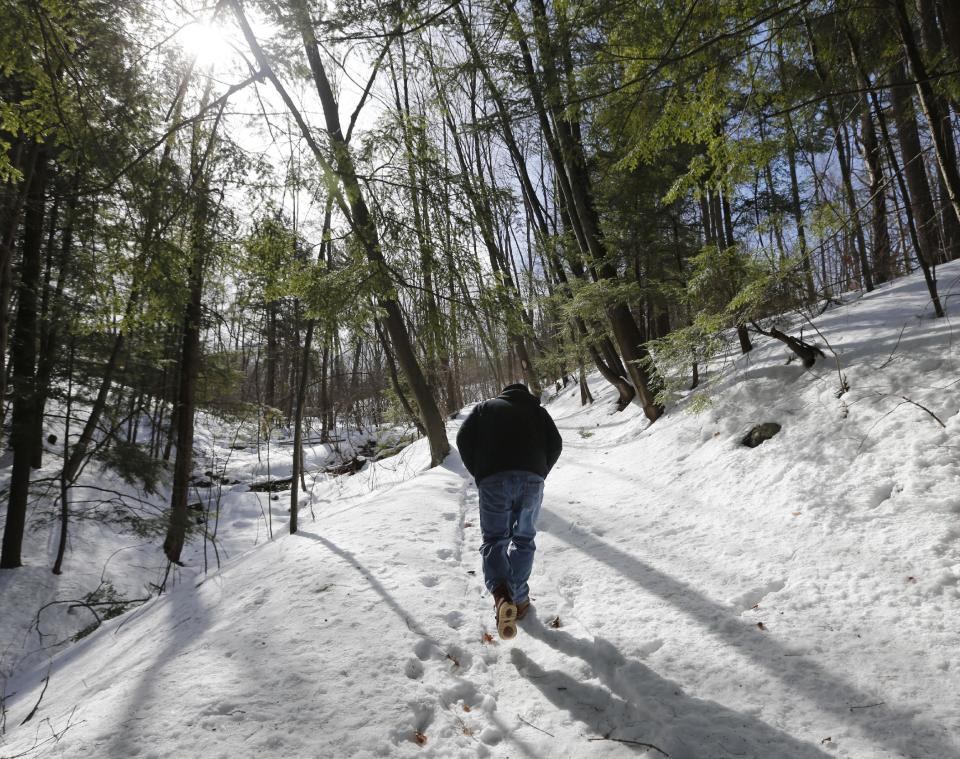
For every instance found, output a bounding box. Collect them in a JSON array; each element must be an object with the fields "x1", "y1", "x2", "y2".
[
  {"x1": 890, "y1": 64, "x2": 945, "y2": 316},
  {"x1": 1, "y1": 147, "x2": 46, "y2": 569},
  {"x1": 0, "y1": 141, "x2": 34, "y2": 439},
  {"x1": 52, "y1": 340, "x2": 75, "y2": 575},
  {"x1": 264, "y1": 300, "x2": 279, "y2": 408},
  {"x1": 845, "y1": 28, "x2": 892, "y2": 283},
  {"x1": 163, "y1": 87, "x2": 221, "y2": 564},
  {"x1": 895, "y1": 0, "x2": 960, "y2": 230},
  {"x1": 805, "y1": 15, "x2": 874, "y2": 291},
  {"x1": 289, "y1": 319, "x2": 314, "y2": 534}
]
